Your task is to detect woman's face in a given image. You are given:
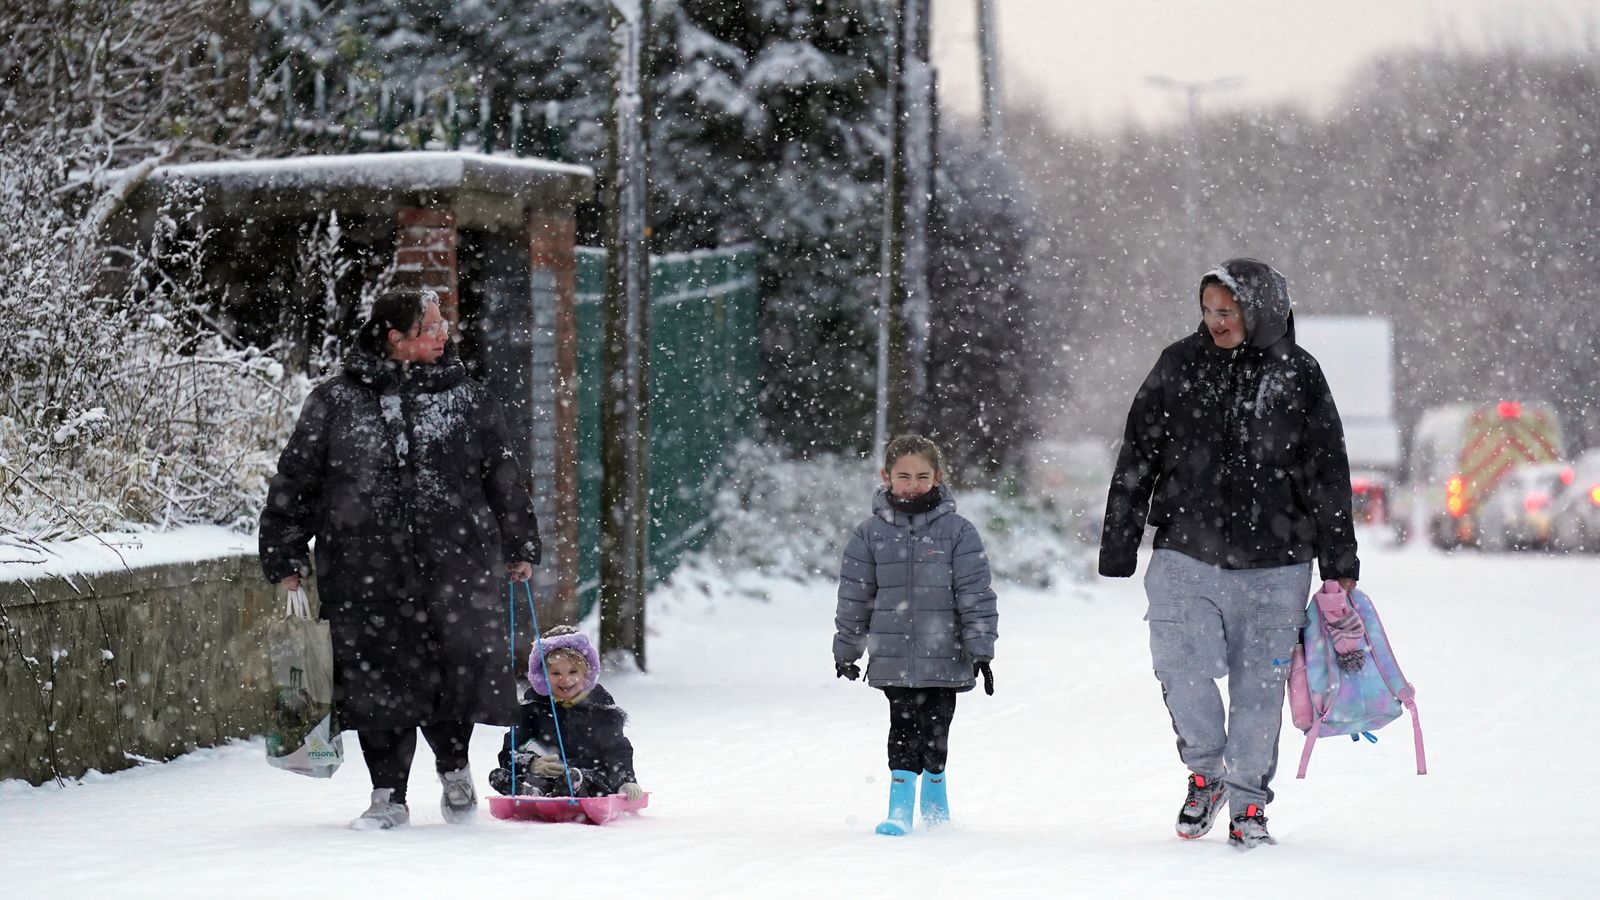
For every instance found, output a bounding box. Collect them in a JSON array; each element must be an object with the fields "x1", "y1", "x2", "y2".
[
  {"x1": 547, "y1": 655, "x2": 588, "y2": 701},
  {"x1": 881, "y1": 452, "x2": 942, "y2": 499},
  {"x1": 387, "y1": 302, "x2": 449, "y2": 363}
]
